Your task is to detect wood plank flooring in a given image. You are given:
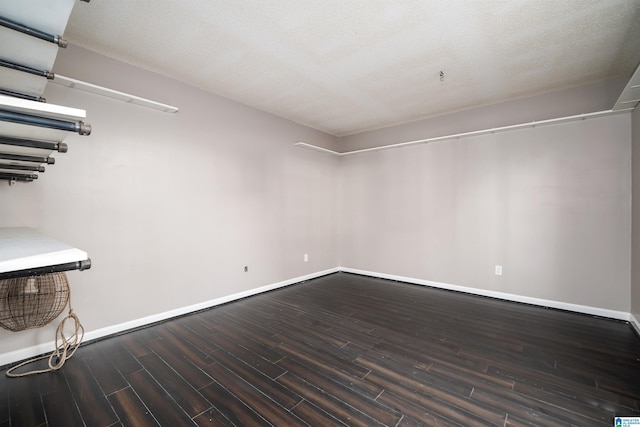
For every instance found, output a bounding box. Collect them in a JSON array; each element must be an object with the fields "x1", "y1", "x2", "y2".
[{"x1": 0, "y1": 272, "x2": 638, "y2": 426}]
